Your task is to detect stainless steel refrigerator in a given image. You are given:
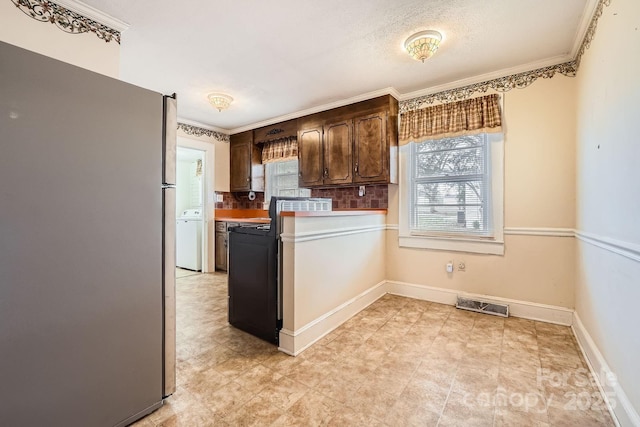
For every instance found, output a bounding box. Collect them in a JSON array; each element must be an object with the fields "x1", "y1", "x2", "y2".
[{"x1": 0, "y1": 41, "x2": 176, "y2": 426}]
